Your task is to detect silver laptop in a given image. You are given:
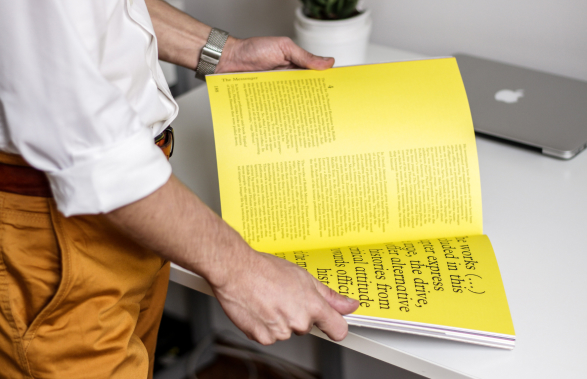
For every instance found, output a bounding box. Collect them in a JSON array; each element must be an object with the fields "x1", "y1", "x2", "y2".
[{"x1": 454, "y1": 53, "x2": 587, "y2": 159}]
